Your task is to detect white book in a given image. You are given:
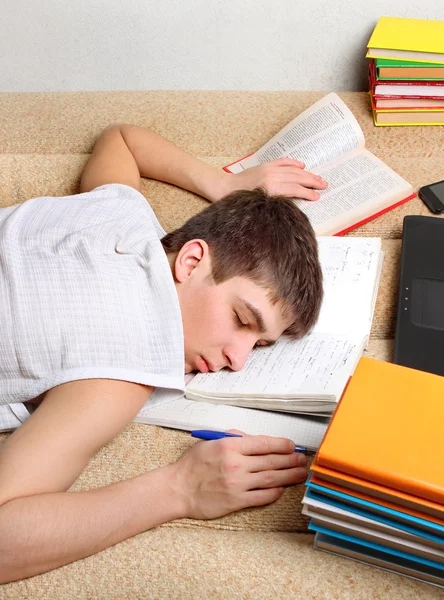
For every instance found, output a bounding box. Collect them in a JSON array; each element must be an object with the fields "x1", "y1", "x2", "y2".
[
  {"x1": 225, "y1": 93, "x2": 414, "y2": 236},
  {"x1": 184, "y1": 237, "x2": 383, "y2": 416}
]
